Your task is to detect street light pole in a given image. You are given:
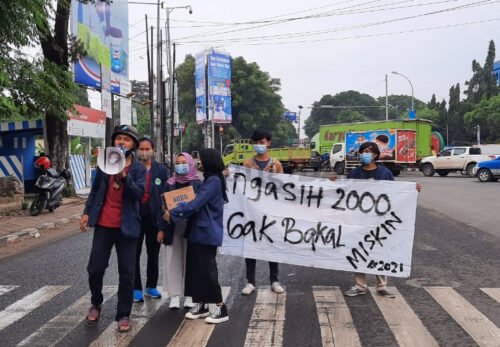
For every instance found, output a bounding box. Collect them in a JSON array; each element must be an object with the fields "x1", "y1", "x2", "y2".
[
  {"x1": 392, "y1": 71, "x2": 414, "y2": 111},
  {"x1": 297, "y1": 105, "x2": 303, "y2": 145},
  {"x1": 385, "y1": 74, "x2": 389, "y2": 120}
]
